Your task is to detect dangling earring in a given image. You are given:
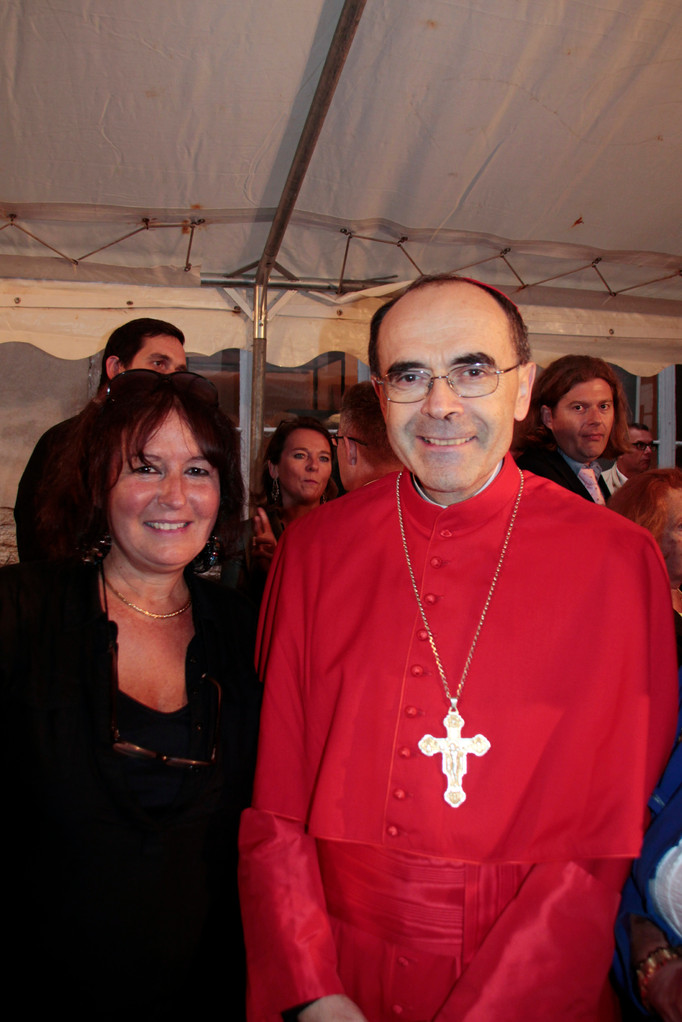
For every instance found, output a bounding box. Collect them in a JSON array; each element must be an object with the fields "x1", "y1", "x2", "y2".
[
  {"x1": 193, "y1": 535, "x2": 220, "y2": 573},
  {"x1": 81, "y1": 533, "x2": 111, "y2": 564},
  {"x1": 321, "y1": 493, "x2": 327, "y2": 504},
  {"x1": 271, "y1": 477, "x2": 280, "y2": 504}
]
